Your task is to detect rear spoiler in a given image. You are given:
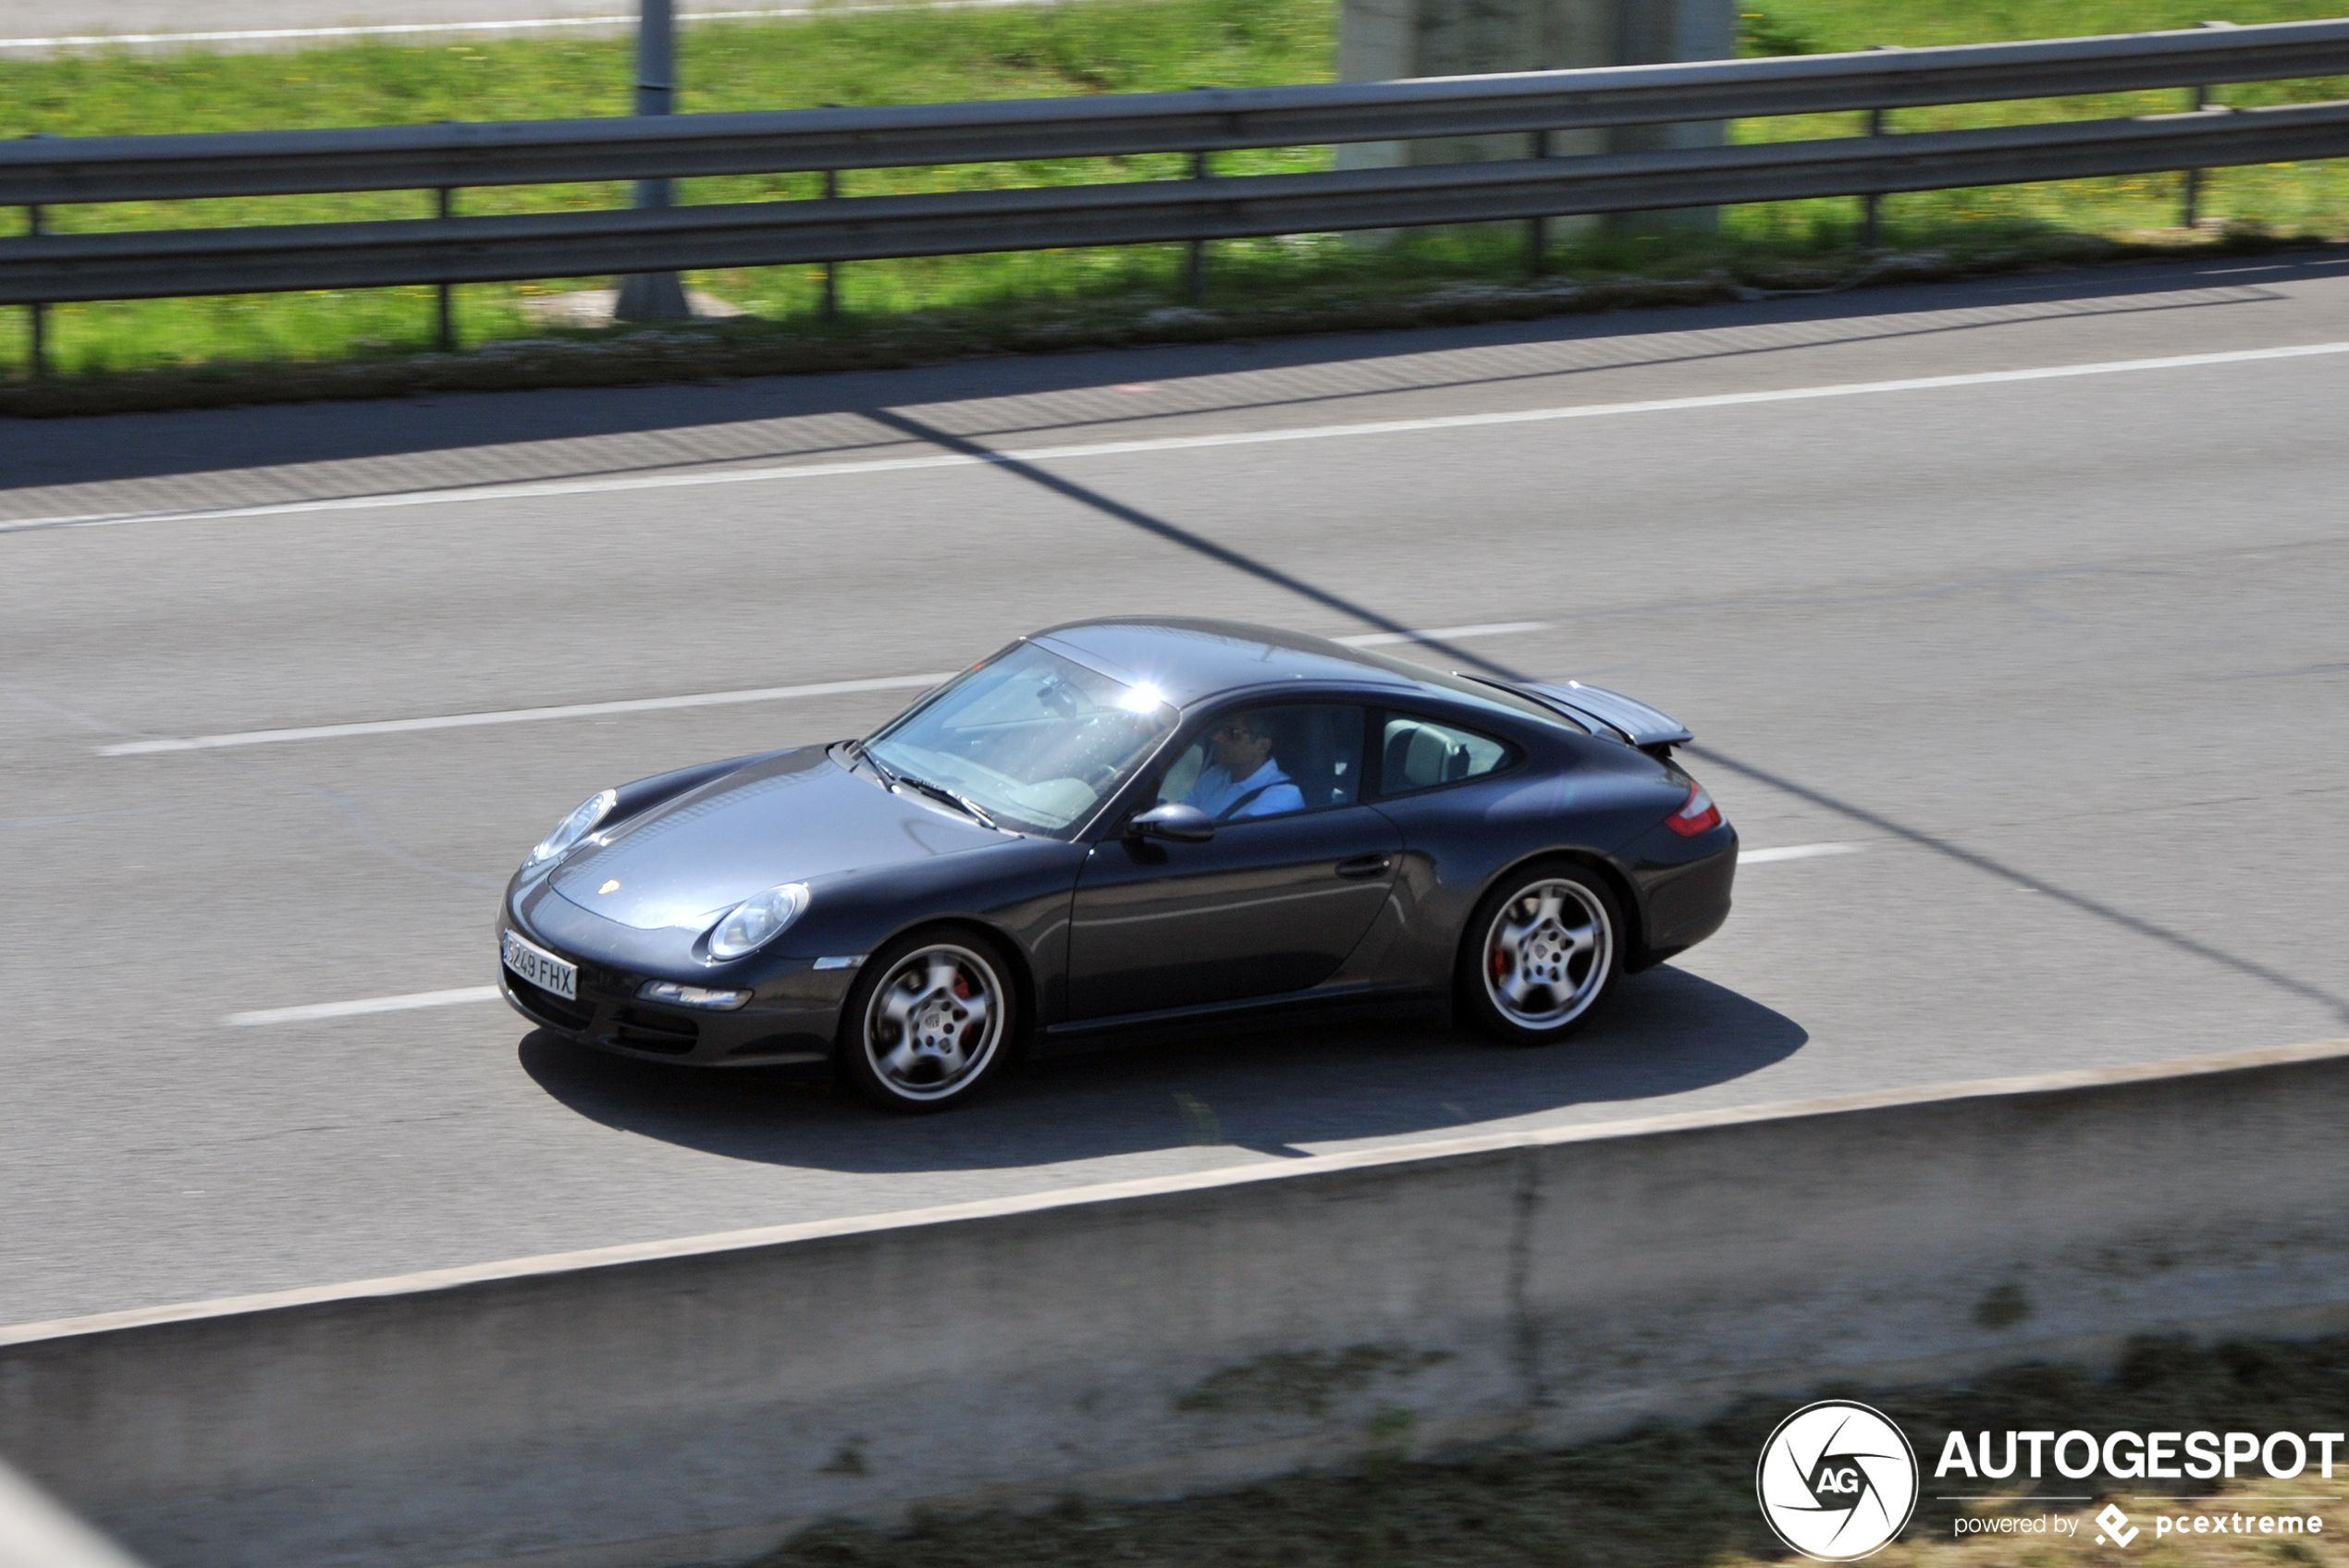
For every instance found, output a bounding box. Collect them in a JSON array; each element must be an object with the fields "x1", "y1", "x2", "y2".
[{"x1": 1511, "y1": 680, "x2": 1693, "y2": 754}]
